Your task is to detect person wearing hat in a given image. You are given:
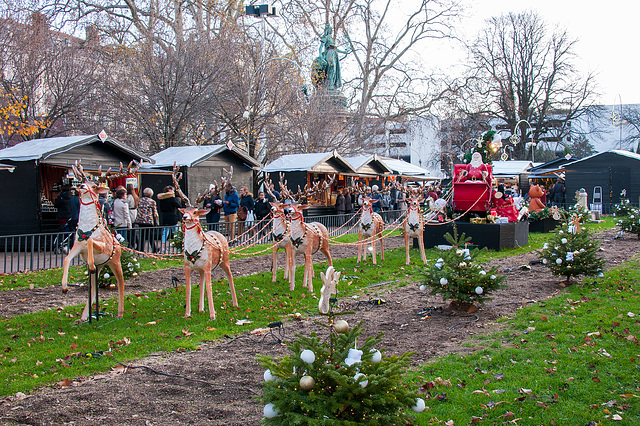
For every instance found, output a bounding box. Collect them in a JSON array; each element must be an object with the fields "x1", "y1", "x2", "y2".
[{"x1": 223, "y1": 182, "x2": 239, "y2": 241}]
